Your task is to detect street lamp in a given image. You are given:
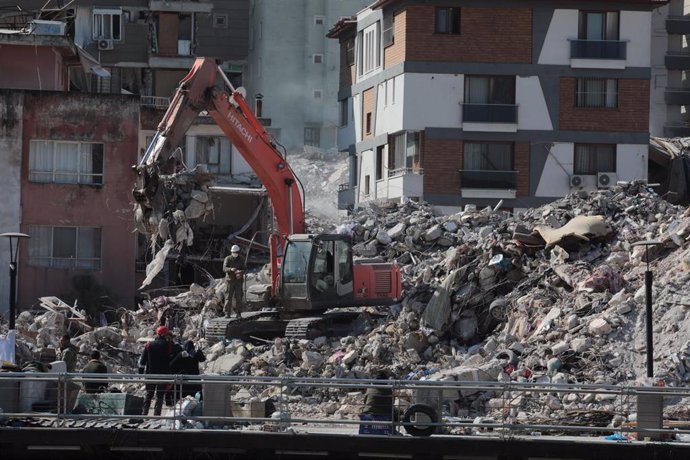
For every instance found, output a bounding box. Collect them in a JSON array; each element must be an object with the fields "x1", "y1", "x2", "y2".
[
  {"x1": 1, "y1": 232, "x2": 30, "y2": 330},
  {"x1": 631, "y1": 239, "x2": 661, "y2": 379}
]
